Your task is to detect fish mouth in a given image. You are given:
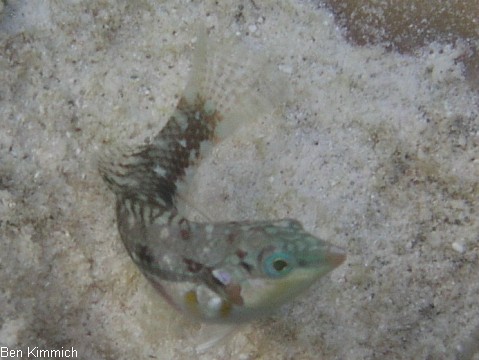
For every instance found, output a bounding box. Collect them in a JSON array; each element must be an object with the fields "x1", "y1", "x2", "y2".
[{"x1": 325, "y1": 245, "x2": 347, "y2": 268}]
